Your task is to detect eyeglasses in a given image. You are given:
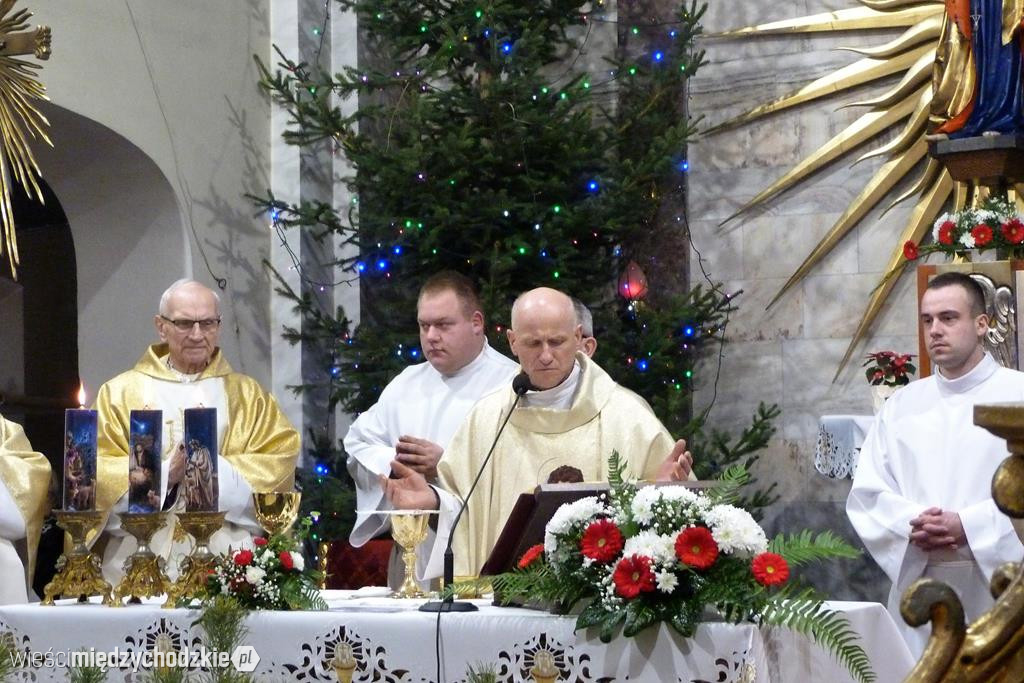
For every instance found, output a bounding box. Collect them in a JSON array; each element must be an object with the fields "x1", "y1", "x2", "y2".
[{"x1": 160, "y1": 315, "x2": 221, "y2": 332}]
